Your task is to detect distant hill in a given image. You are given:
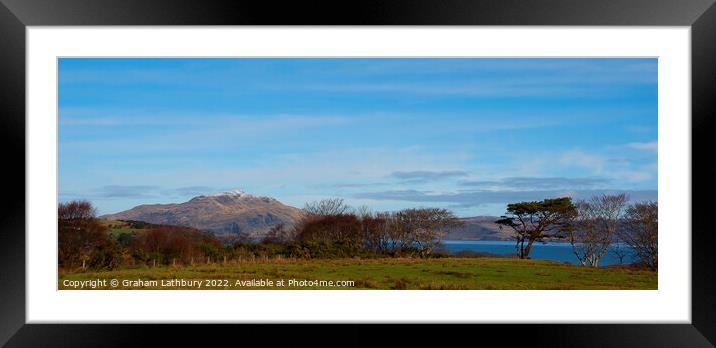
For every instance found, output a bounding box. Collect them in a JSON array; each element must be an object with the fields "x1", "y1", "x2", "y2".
[
  {"x1": 445, "y1": 216, "x2": 514, "y2": 241},
  {"x1": 101, "y1": 190, "x2": 304, "y2": 238}
]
